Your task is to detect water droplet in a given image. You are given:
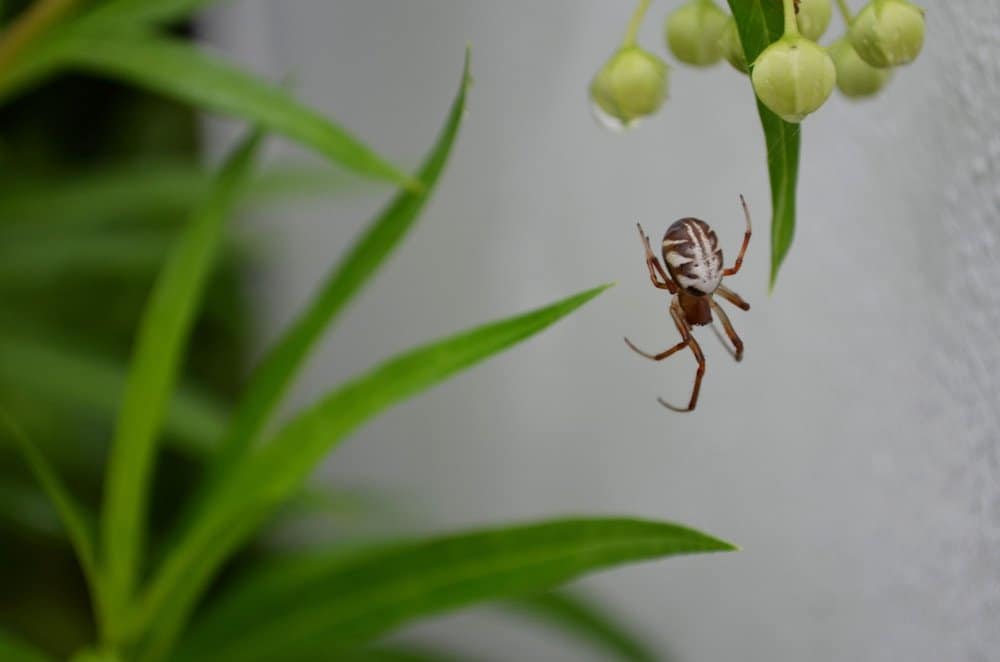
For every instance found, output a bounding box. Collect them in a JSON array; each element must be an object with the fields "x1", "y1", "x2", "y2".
[{"x1": 590, "y1": 101, "x2": 638, "y2": 134}]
